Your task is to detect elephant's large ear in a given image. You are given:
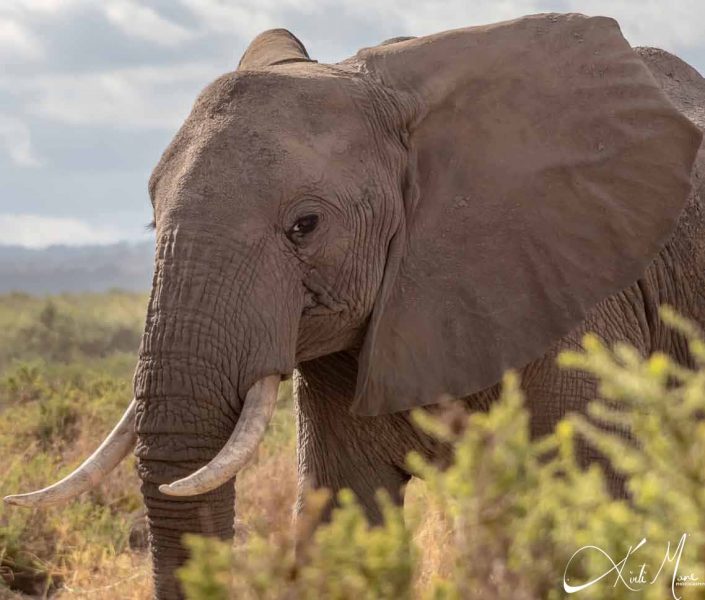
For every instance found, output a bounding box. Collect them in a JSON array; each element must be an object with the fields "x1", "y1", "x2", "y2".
[
  {"x1": 238, "y1": 28, "x2": 312, "y2": 70},
  {"x1": 352, "y1": 13, "x2": 702, "y2": 415}
]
